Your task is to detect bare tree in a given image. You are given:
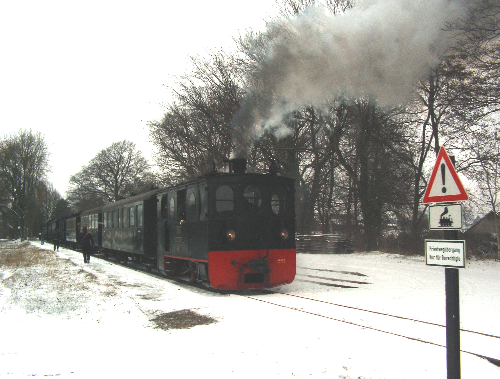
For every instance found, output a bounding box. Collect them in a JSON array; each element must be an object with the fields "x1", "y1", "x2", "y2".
[
  {"x1": 276, "y1": 0, "x2": 353, "y2": 16},
  {"x1": 276, "y1": 0, "x2": 316, "y2": 16},
  {"x1": 67, "y1": 140, "x2": 155, "y2": 210},
  {"x1": 396, "y1": 0, "x2": 500, "y2": 253},
  {"x1": 0, "y1": 129, "x2": 49, "y2": 239},
  {"x1": 451, "y1": 0, "x2": 500, "y2": 116},
  {"x1": 464, "y1": 125, "x2": 500, "y2": 258},
  {"x1": 36, "y1": 180, "x2": 63, "y2": 223},
  {"x1": 149, "y1": 51, "x2": 244, "y2": 184}
]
